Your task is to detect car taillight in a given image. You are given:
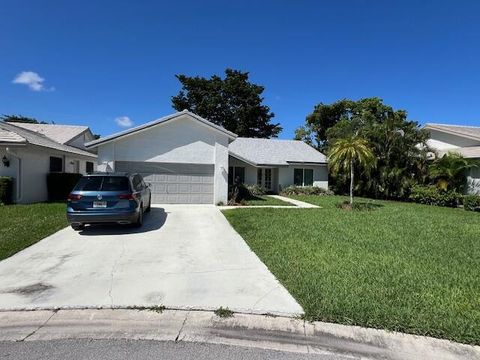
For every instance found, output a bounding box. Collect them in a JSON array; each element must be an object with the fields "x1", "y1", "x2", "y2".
[
  {"x1": 118, "y1": 193, "x2": 135, "y2": 200},
  {"x1": 68, "y1": 194, "x2": 82, "y2": 201}
]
